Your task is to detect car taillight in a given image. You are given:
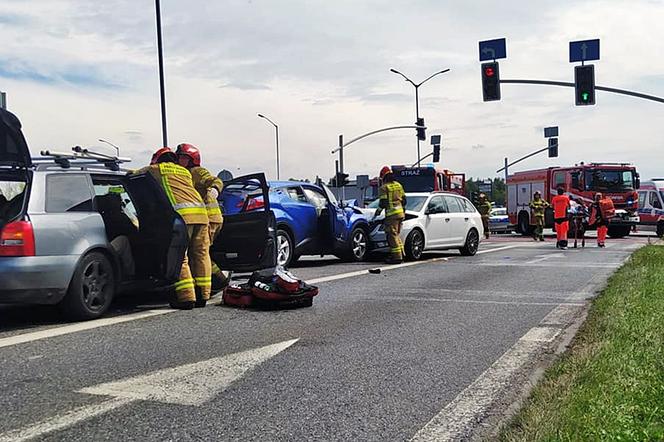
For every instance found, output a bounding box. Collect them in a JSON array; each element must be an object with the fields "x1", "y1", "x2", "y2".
[
  {"x1": 0, "y1": 221, "x2": 36, "y2": 257},
  {"x1": 237, "y1": 198, "x2": 265, "y2": 211}
]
